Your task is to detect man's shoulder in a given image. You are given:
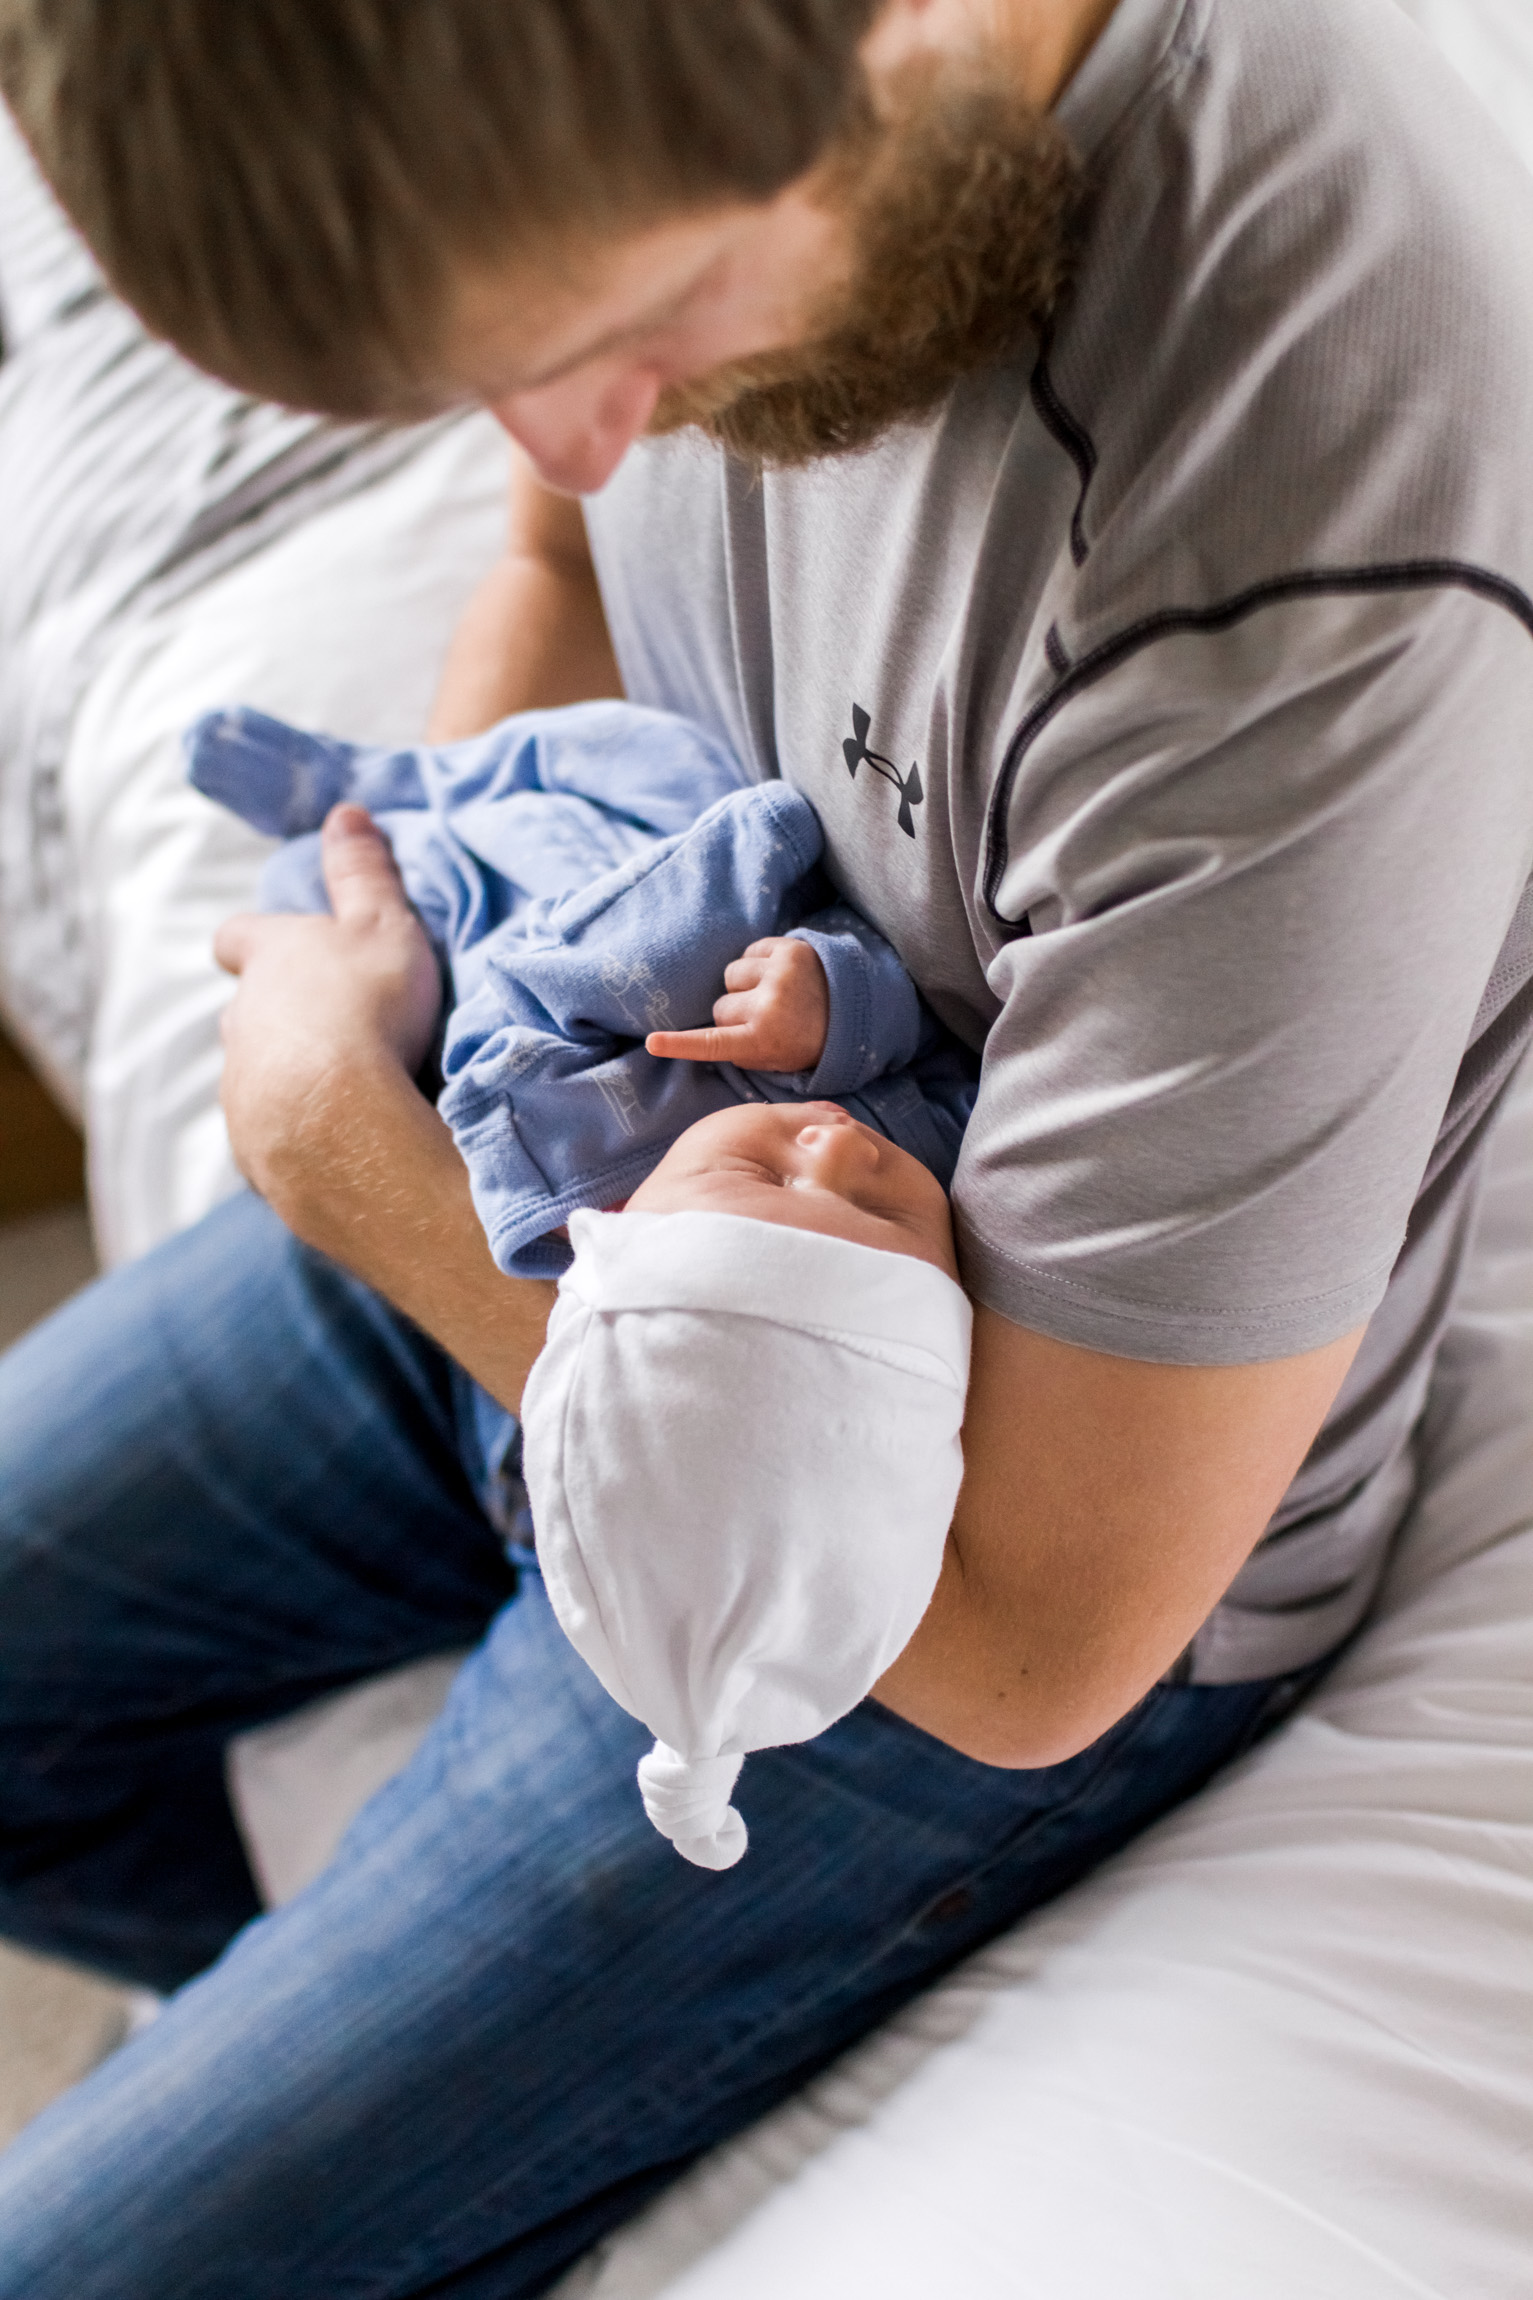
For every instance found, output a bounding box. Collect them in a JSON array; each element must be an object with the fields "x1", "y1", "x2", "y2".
[
  {"x1": 1053, "y1": 0, "x2": 1533, "y2": 620},
  {"x1": 1153, "y1": 0, "x2": 1533, "y2": 288}
]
